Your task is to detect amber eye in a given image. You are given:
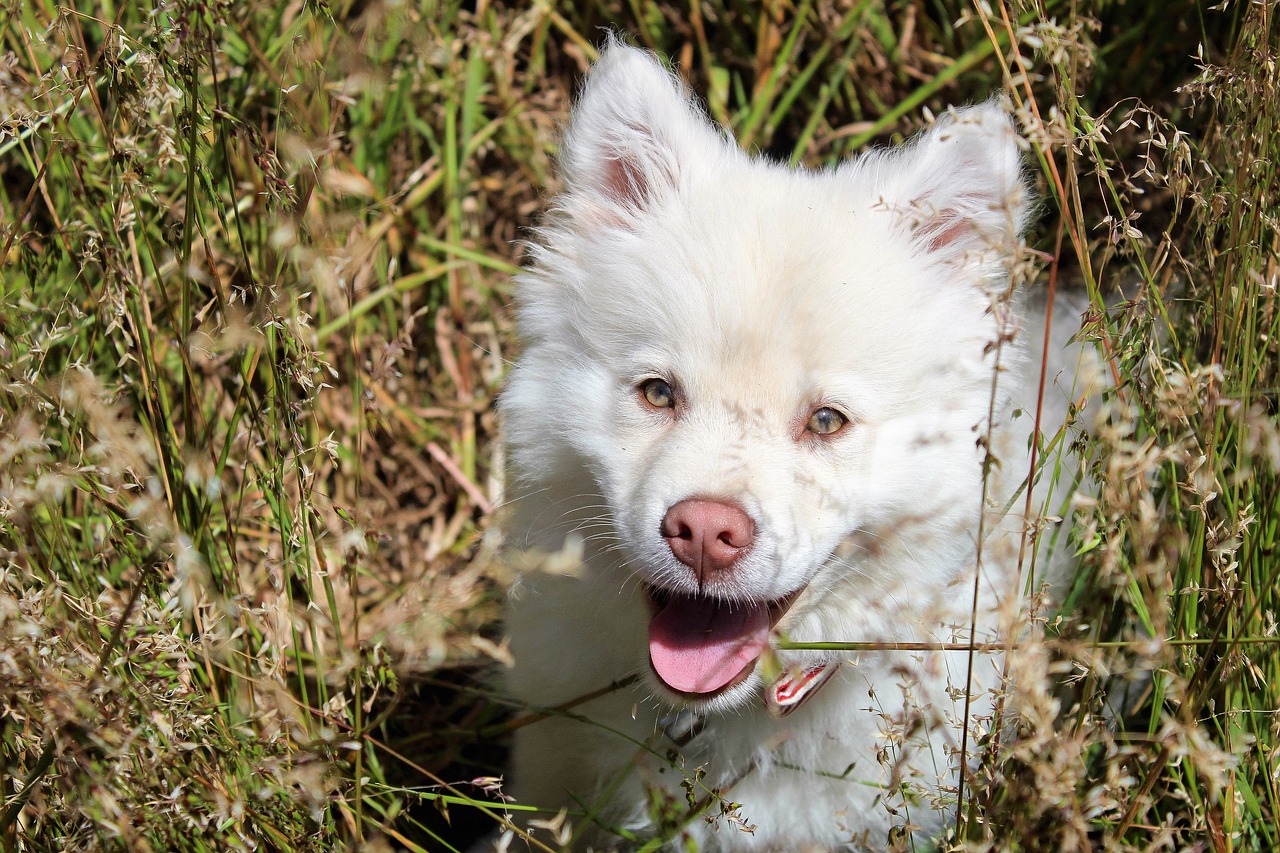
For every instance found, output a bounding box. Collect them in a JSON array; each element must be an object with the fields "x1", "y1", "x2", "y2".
[
  {"x1": 806, "y1": 406, "x2": 847, "y2": 436},
  {"x1": 639, "y1": 378, "x2": 676, "y2": 410}
]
